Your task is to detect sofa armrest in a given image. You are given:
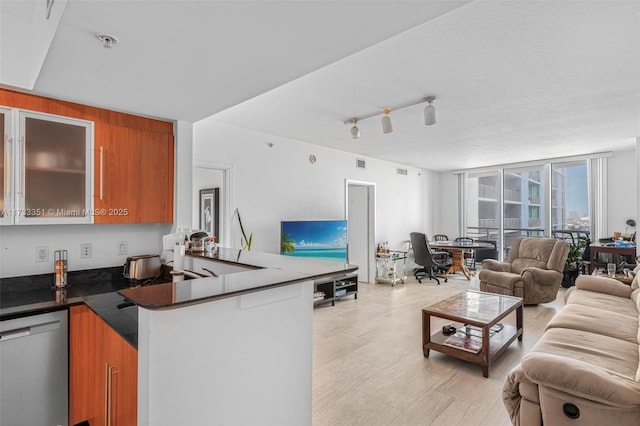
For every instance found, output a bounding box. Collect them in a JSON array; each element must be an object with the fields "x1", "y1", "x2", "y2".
[
  {"x1": 521, "y1": 352, "x2": 640, "y2": 407},
  {"x1": 574, "y1": 275, "x2": 632, "y2": 298},
  {"x1": 502, "y1": 364, "x2": 527, "y2": 424},
  {"x1": 481, "y1": 259, "x2": 512, "y2": 272},
  {"x1": 521, "y1": 267, "x2": 562, "y2": 286}
]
